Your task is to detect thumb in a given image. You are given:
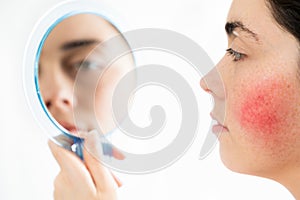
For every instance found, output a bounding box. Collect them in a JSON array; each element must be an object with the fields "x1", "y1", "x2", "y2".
[
  {"x1": 48, "y1": 140, "x2": 98, "y2": 196},
  {"x1": 48, "y1": 140, "x2": 86, "y2": 174}
]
